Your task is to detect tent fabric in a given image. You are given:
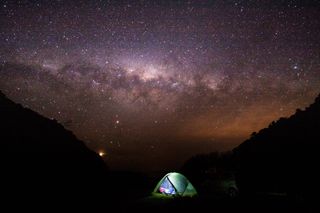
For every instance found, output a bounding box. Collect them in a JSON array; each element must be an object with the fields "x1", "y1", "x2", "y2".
[
  {"x1": 153, "y1": 172, "x2": 197, "y2": 197},
  {"x1": 159, "y1": 177, "x2": 176, "y2": 195}
]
